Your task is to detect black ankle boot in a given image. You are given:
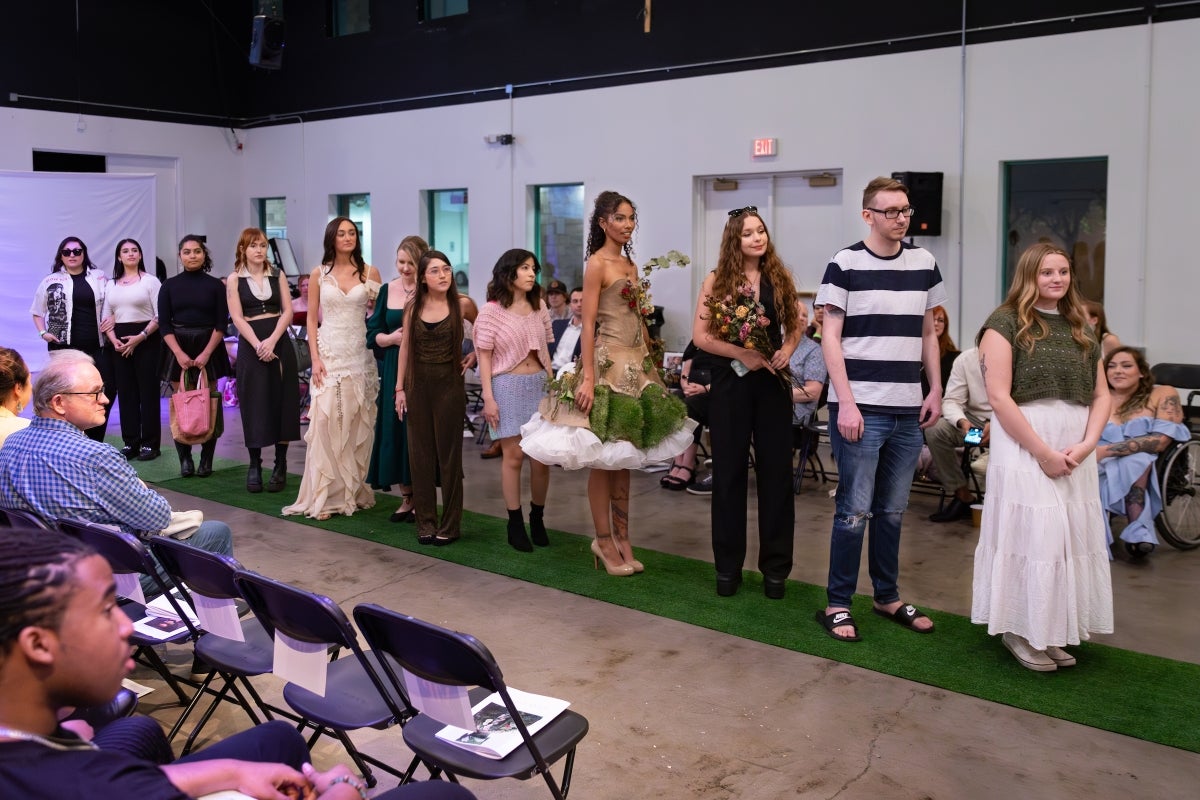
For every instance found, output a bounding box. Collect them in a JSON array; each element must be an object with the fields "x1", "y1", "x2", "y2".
[
  {"x1": 529, "y1": 503, "x2": 549, "y2": 547},
  {"x1": 266, "y1": 463, "x2": 286, "y2": 492},
  {"x1": 196, "y1": 441, "x2": 216, "y2": 477},
  {"x1": 247, "y1": 459, "x2": 263, "y2": 493},
  {"x1": 267, "y1": 445, "x2": 288, "y2": 492},
  {"x1": 176, "y1": 443, "x2": 195, "y2": 478},
  {"x1": 507, "y1": 509, "x2": 532, "y2": 552}
]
